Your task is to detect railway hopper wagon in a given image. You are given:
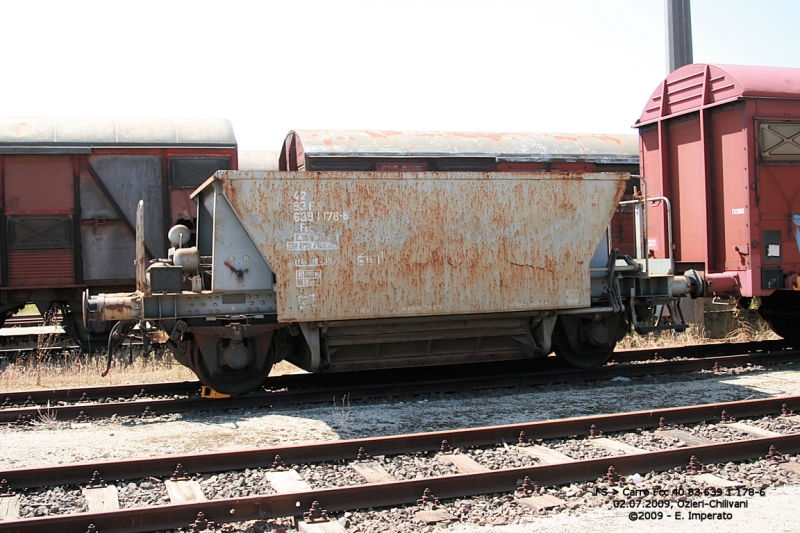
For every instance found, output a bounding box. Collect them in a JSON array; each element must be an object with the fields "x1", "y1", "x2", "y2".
[
  {"x1": 85, "y1": 165, "x2": 701, "y2": 394},
  {"x1": 636, "y1": 64, "x2": 800, "y2": 342},
  {"x1": 0, "y1": 117, "x2": 238, "y2": 343}
]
